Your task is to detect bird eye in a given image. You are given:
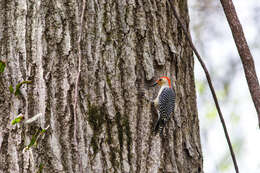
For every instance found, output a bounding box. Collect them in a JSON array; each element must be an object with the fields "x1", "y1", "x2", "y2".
[{"x1": 159, "y1": 79, "x2": 162, "y2": 81}]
